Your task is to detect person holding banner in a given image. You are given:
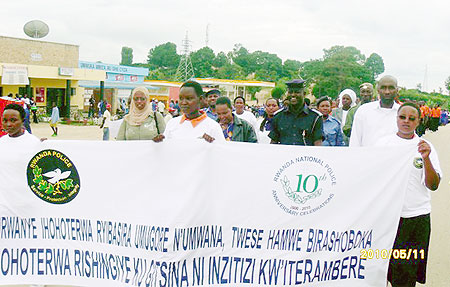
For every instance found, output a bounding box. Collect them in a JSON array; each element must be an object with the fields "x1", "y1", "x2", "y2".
[
  {"x1": 0, "y1": 103, "x2": 40, "y2": 144},
  {"x1": 377, "y1": 102, "x2": 442, "y2": 287},
  {"x1": 164, "y1": 81, "x2": 225, "y2": 143},
  {"x1": 117, "y1": 86, "x2": 165, "y2": 141}
]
